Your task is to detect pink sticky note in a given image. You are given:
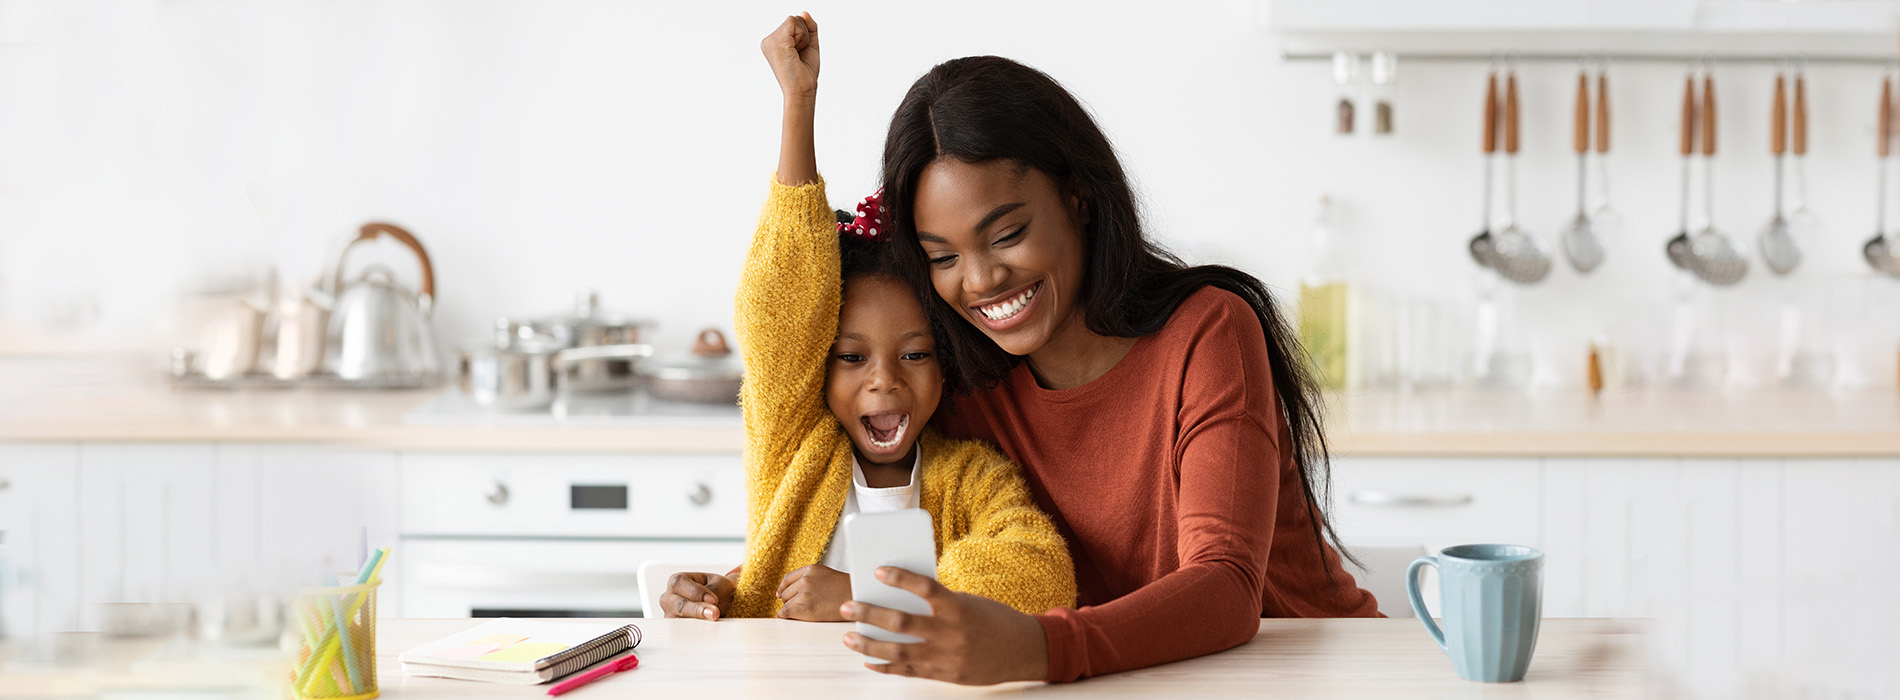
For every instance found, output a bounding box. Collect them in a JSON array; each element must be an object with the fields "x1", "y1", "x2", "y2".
[
  {"x1": 436, "y1": 643, "x2": 500, "y2": 660},
  {"x1": 472, "y1": 633, "x2": 530, "y2": 647}
]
